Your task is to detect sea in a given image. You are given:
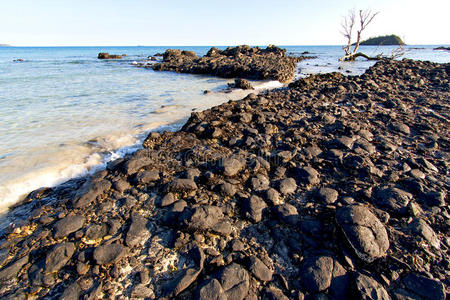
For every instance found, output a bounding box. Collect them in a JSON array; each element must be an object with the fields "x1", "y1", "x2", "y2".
[{"x1": 0, "y1": 45, "x2": 448, "y2": 212}]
